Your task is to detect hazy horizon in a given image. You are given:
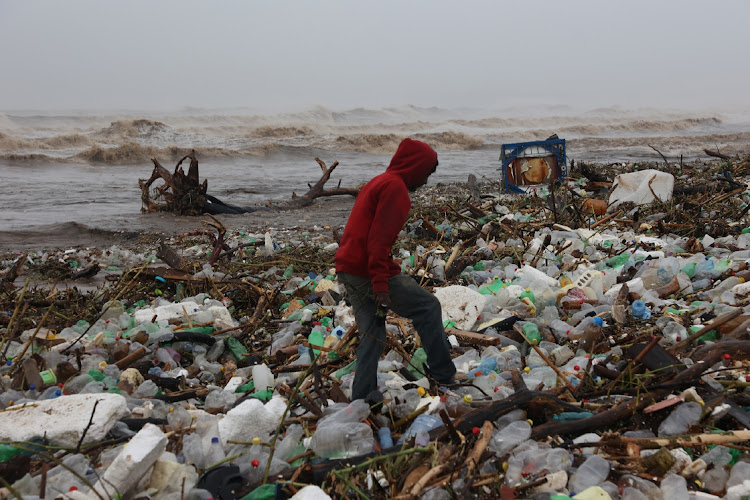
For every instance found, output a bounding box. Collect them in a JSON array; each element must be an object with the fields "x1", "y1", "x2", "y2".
[{"x1": 2, "y1": 1, "x2": 749, "y2": 114}]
